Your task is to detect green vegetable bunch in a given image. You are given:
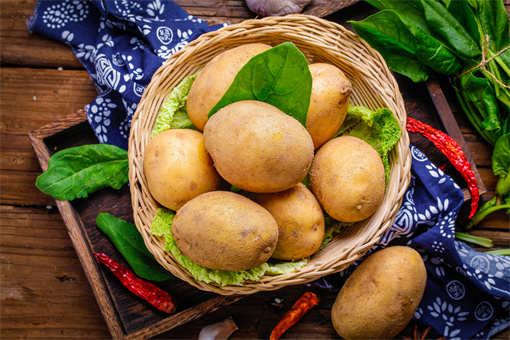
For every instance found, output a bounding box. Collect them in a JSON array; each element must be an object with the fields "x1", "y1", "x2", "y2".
[{"x1": 350, "y1": 0, "x2": 510, "y2": 227}]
